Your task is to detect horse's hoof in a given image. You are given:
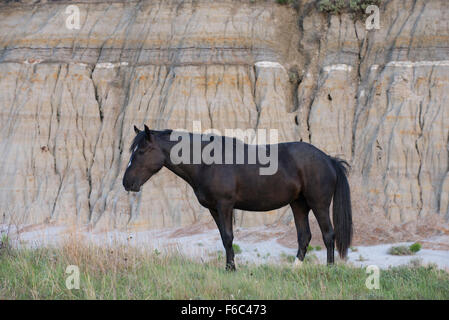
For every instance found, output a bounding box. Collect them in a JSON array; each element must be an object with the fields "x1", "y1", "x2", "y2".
[
  {"x1": 293, "y1": 257, "x2": 303, "y2": 268},
  {"x1": 226, "y1": 264, "x2": 236, "y2": 271}
]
